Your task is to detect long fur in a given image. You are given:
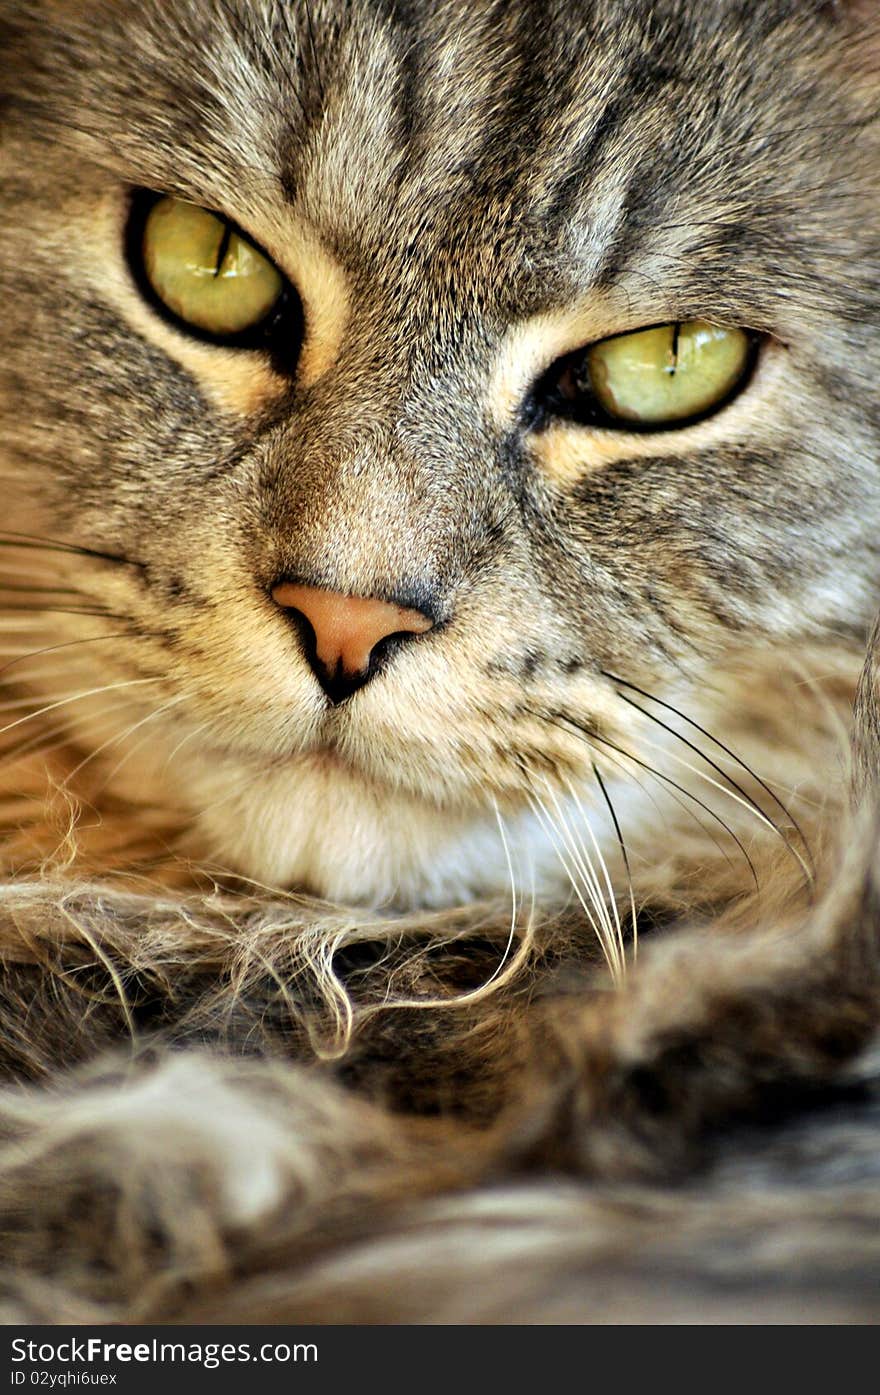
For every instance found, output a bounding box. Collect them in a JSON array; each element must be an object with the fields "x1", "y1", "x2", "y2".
[{"x1": 0, "y1": 0, "x2": 879, "y2": 1322}]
